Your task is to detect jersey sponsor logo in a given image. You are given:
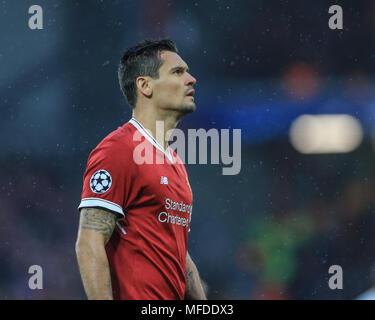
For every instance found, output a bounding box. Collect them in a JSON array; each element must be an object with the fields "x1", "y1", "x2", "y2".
[
  {"x1": 165, "y1": 198, "x2": 192, "y2": 215},
  {"x1": 90, "y1": 169, "x2": 112, "y2": 194},
  {"x1": 158, "y1": 212, "x2": 189, "y2": 228},
  {"x1": 157, "y1": 198, "x2": 193, "y2": 228}
]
